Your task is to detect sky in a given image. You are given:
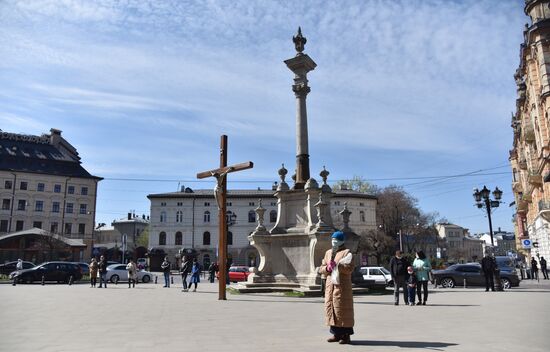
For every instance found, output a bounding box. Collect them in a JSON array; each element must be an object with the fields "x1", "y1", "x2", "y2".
[{"x1": 0, "y1": 0, "x2": 526, "y2": 234}]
